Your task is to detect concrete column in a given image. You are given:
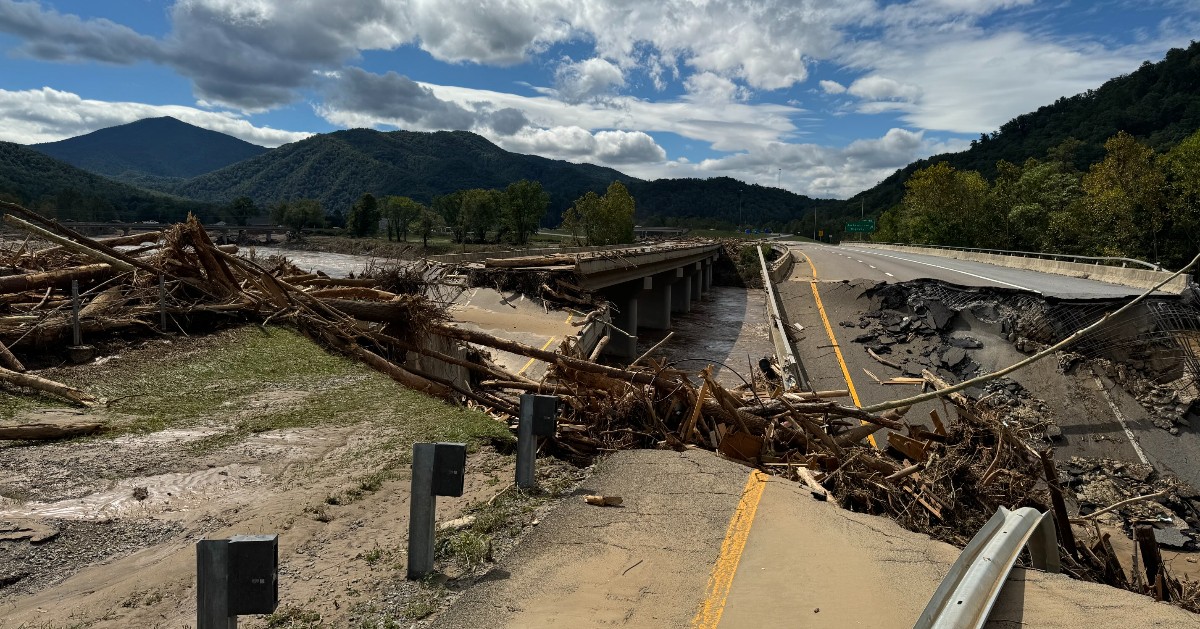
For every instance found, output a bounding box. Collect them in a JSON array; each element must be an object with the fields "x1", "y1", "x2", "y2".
[
  {"x1": 702, "y1": 257, "x2": 714, "y2": 292},
  {"x1": 670, "y1": 268, "x2": 692, "y2": 314},
  {"x1": 640, "y1": 274, "x2": 672, "y2": 330},
  {"x1": 601, "y1": 277, "x2": 651, "y2": 360},
  {"x1": 691, "y1": 262, "x2": 703, "y2": 301}
]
